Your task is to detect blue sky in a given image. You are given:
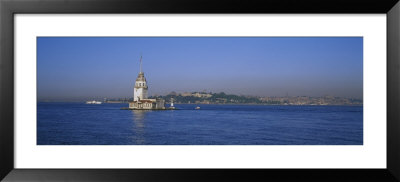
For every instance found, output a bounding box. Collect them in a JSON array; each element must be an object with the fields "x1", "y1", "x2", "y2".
[{"x1": 37, "y1": 37, "x2": 363, "y2": 100}]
